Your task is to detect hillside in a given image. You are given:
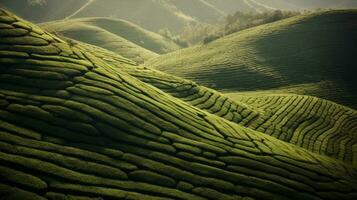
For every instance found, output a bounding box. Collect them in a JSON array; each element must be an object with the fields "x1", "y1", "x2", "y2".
[
  {"x1": 40, "y1": 18, "x2": 161, "y2": 63},
  {"x1": 41, "y1": 17, "x2": 181, "y2": 63},
  {"x1": 0, "y1": 0, "x2": 220, "y2": 33},
  {"x1": 2, "y1": 0, "x2": 357, "y2": 25},
  {"x1": 74, "y1": 40, "x2": 357, "y2": 165},
  {"x1": 1, "y1": 8, "x2": 357, "y2": 200},
  {"x1": 41, "y1": 17, "x2": 181, "y2": 54},
  {"x1": 145, "y1": 10, "x2": 357, "y2": 108},
  {"x1": 3, "y1": 0, "x2": 357, "y2": 36},
  {"x1": 62, "y1": 0, "x2": 203, "y2": 34}
]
